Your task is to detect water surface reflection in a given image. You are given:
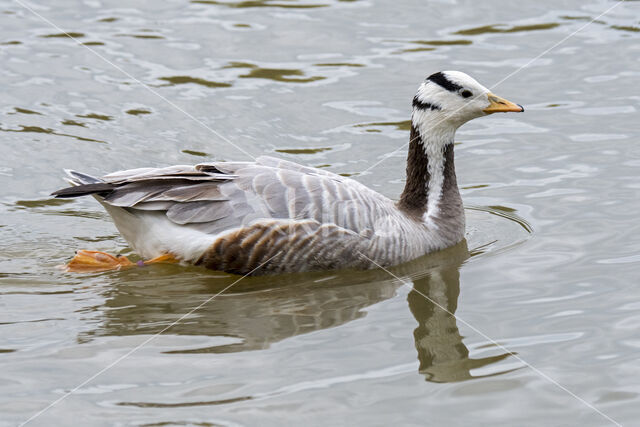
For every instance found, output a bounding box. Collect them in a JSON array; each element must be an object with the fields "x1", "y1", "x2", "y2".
[
  {"x1": 408, "y1": 252, "x2": 513, "y2": 382},
  {"x1": 83, "y1": 242, "x2": 513, "y2": 383}
]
